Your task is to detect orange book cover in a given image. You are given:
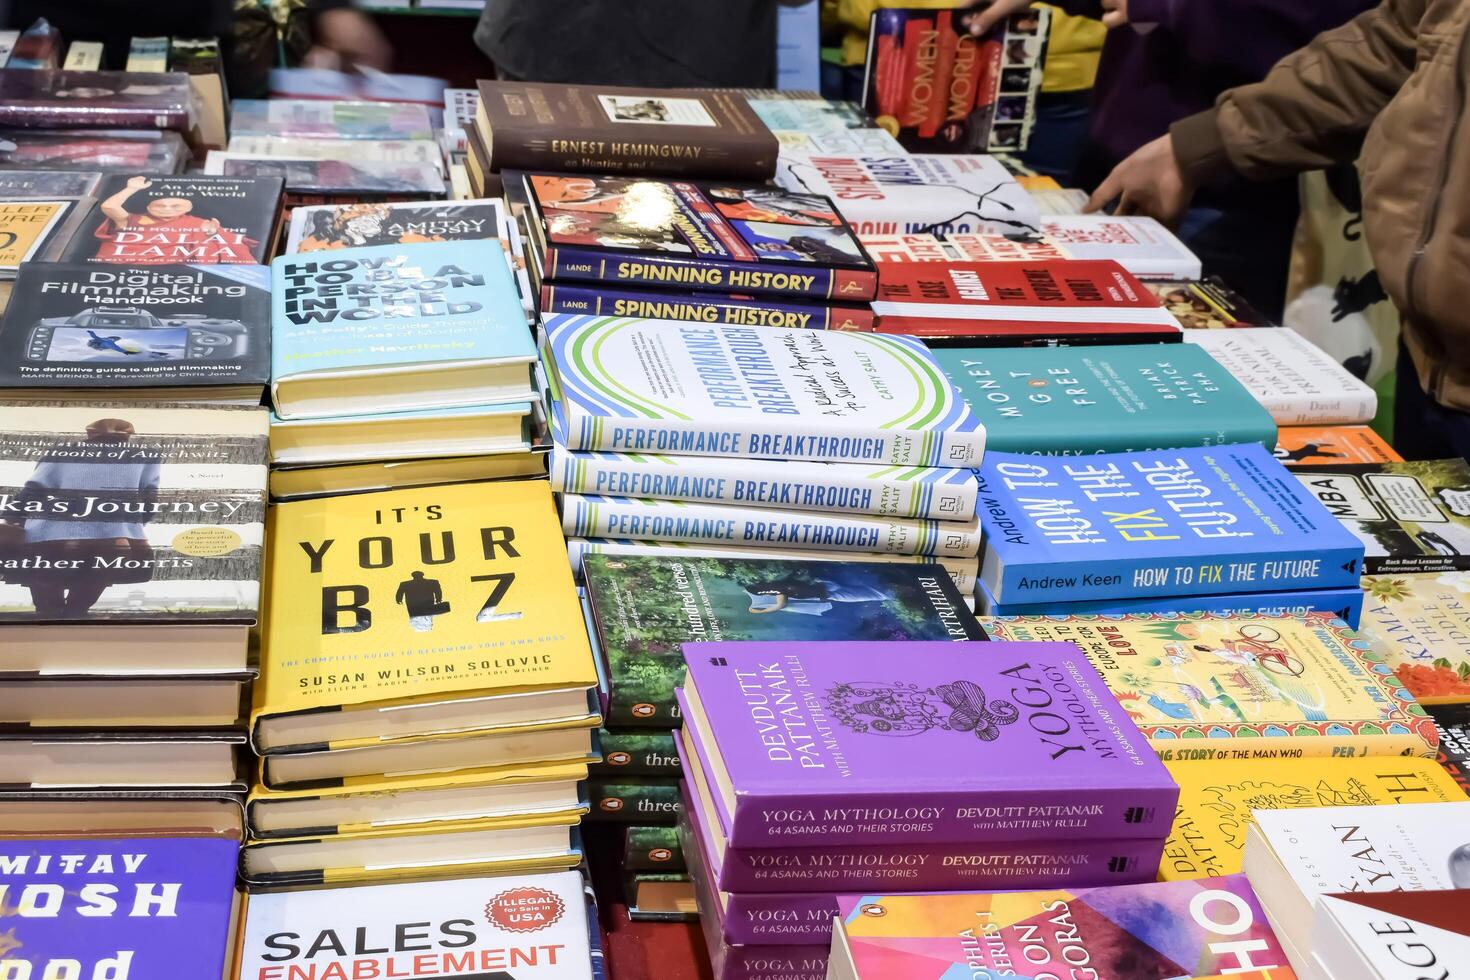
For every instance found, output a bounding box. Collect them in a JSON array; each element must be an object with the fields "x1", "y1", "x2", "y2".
[{"x1": 1274, "y1": 425, "x2": 1401, "y2": 466}]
